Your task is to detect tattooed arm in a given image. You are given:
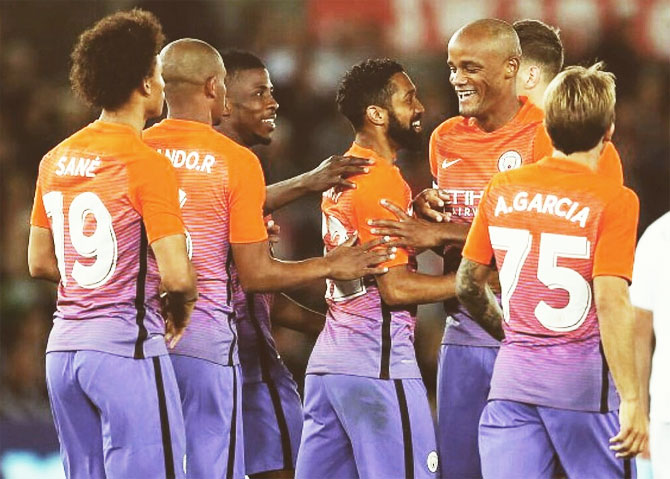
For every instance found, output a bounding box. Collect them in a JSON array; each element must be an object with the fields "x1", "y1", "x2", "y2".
[{"x1": 455, "y1": 257, "x2": 505, "y2": 341}]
